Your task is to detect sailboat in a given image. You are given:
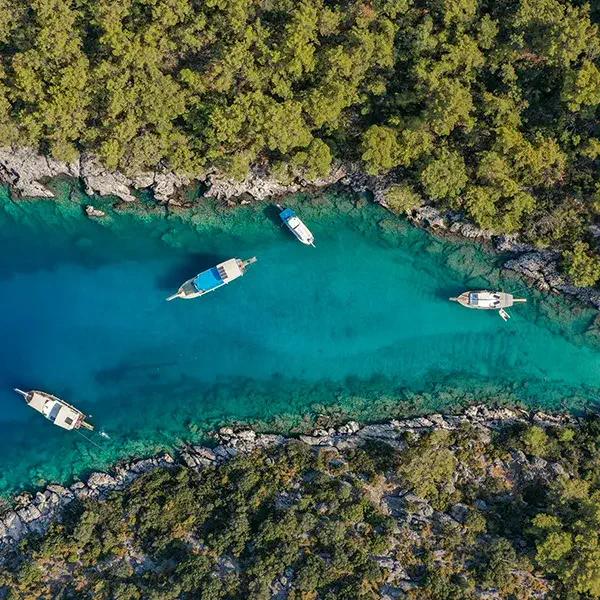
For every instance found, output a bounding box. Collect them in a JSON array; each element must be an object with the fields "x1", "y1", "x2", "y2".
[
  {"x1": 167, "y1": 257, "x2": 257, "y2": 301},
  {"x1": 449, "y1": 290, "x2": 526, "y2": 321},
  {"x1": 15, "y1": 389, "x2": 94, "y2": 430}
]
